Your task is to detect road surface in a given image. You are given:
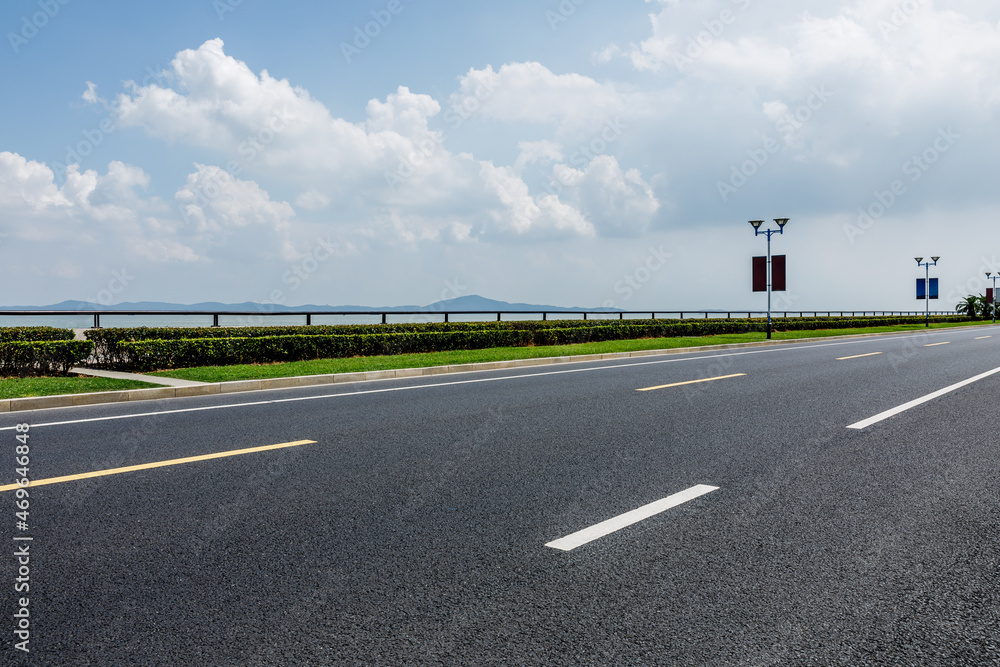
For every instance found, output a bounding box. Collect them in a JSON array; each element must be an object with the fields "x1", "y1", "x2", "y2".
[{"x1": 3, "y1": 326, "x2": 999, "y2": 665}]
